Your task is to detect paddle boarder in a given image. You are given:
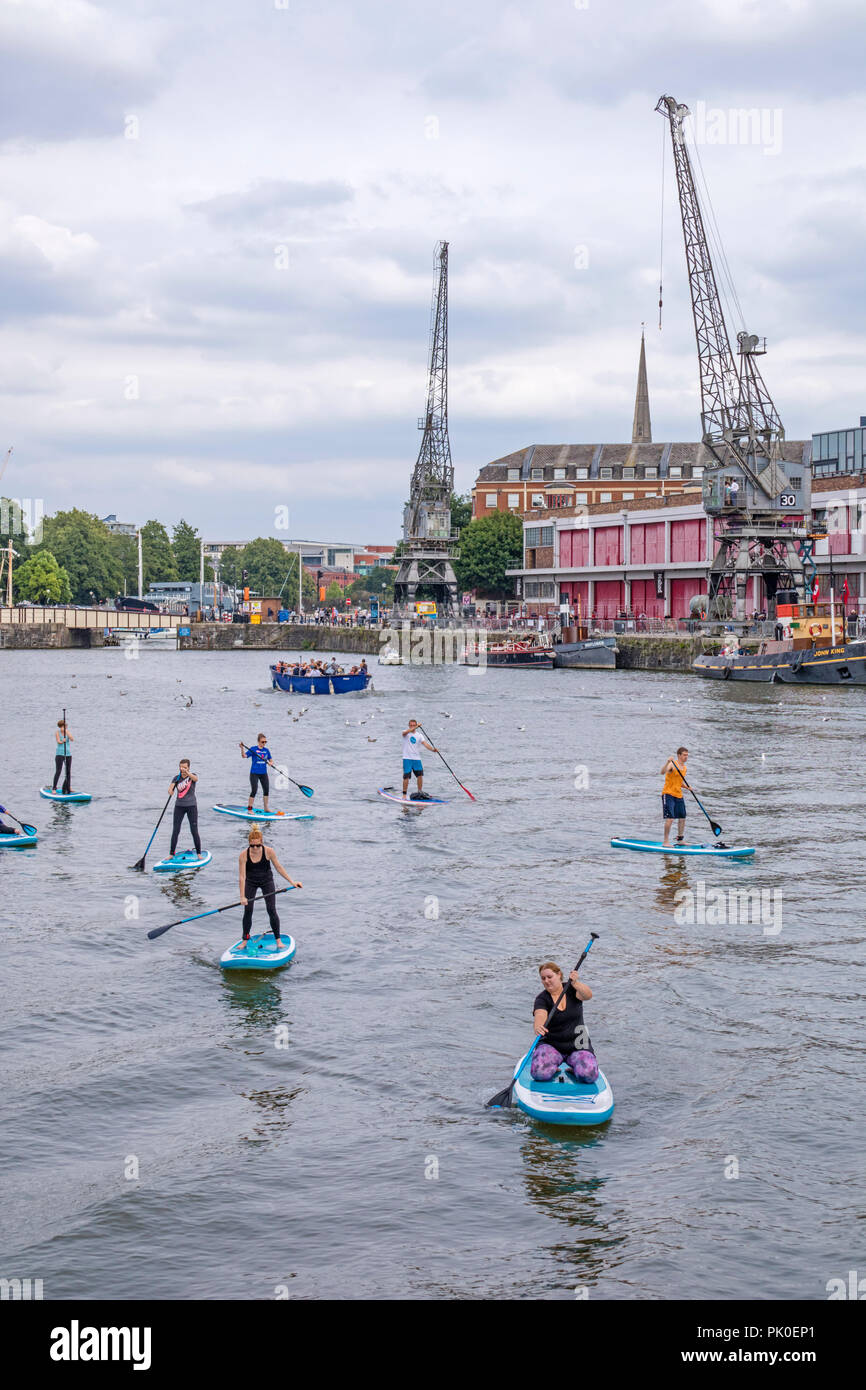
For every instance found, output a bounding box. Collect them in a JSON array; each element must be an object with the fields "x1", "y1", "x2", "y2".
[
  {"x1": 52, "y1": 718, "x2": 74, "y2": 794},
  {"x1": 167, "y1": 759, "x2": 203, "y2": 857},
  {"x1": 238, "y1": 826, "x2": 302, "y2": 950},
  {"x1": 401, "y1": 719, "x2": 438, "y2": 800},
  {"x1": 240, "y1": 734, "x2": 276, "y2": 813},
  {"x1": 0, "y1": 804, "x2": 21, "y2": 837},
  {"x1": 530, "y1": 961, "x2": 598, "y2": 1083},
  {"x1": 660, "y1": 747, "x2": 690, "y2": 846}
]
